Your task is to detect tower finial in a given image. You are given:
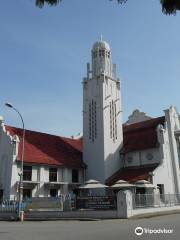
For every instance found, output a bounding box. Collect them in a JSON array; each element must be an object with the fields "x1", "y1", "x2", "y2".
[{"x1": 100, "y1": 34, "x2": 103, "y2": 41}]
